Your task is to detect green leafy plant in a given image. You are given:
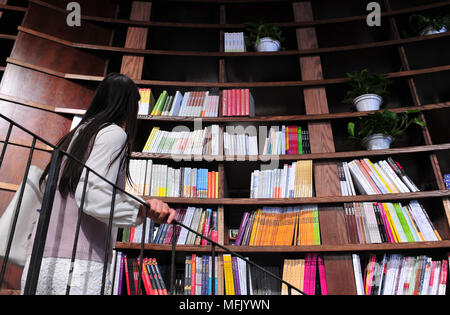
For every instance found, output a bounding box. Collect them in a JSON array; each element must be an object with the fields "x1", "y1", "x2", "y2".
[
  {"x1": 244, "y1": 21, "x2": 285, "y2": 49},
  {"x1": 343, "y1": 69, "x2": 393, "y2": 106},
  {"x1": 409, "y1": 14, "x2": 450, "y2": 35},
  {"x1": 347, "y1": 110, "x2": 426, "y2": 141}
]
